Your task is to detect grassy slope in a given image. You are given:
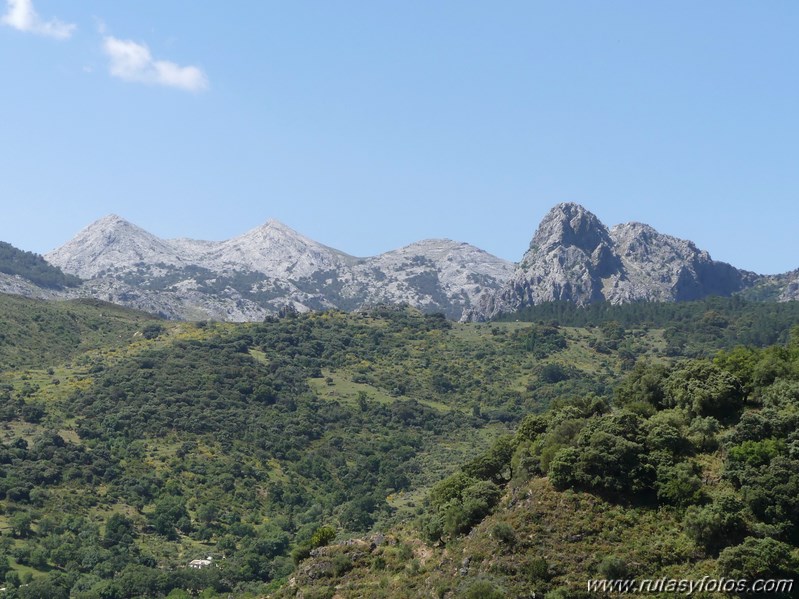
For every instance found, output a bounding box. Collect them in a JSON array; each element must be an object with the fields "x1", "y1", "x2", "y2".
[{"x1": 0, "y1": 295, "x2": 161, "y2": 370}]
